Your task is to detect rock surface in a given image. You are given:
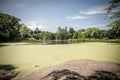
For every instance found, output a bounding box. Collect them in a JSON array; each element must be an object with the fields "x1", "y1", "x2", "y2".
[
  {"x1": 0, "y1": 70, "x2": 20, "y2": 80},
  {"x1": 21, "y1": 59, "x2": 120, "y2": 80}
]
